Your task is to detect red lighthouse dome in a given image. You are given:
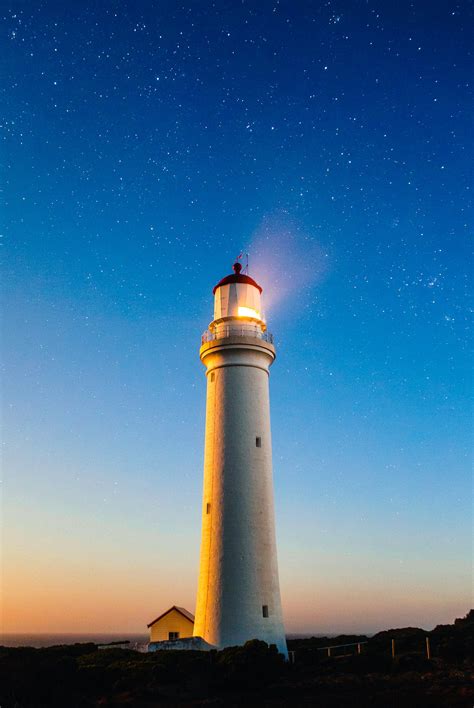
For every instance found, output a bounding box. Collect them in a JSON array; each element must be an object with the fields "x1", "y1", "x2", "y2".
[{"x1": 213, "y1": 262, "x2": 262, "y2": 294}]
